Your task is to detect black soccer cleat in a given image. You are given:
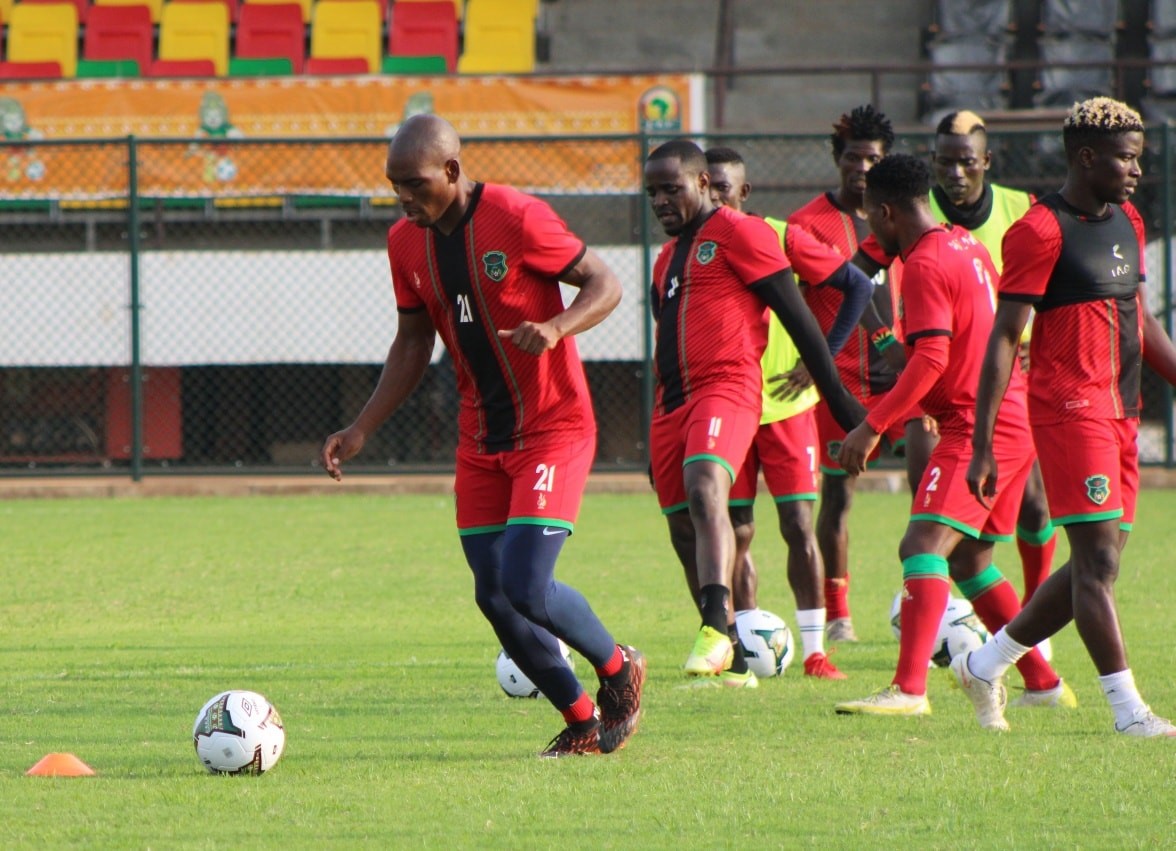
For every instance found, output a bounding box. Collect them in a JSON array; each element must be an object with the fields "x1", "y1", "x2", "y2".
[{"x1": 596, "y1": 645, "x2": 646, "y2": 754}]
